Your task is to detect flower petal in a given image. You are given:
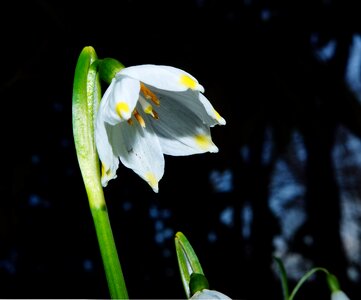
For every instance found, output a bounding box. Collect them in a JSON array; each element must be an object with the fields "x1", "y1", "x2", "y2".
[
  {"x1": 100, "y1": 77, "x2": 140, "y2": 125},
  {"x1": 154, "y1": 88, "x2": 225, "y2": 127},
  {"x1": 198, "y1": 93, "x2": 226, "y2": 126},
  {"x1": 149, "y1": 94, "x2": 219, "y2": 156},
  {"x1": 95, "y1": 117, "x2": 119, "y2": 187},
  {"x1": 331, "y1": 290, "x2": 350, "y2": 300},
  {"x1": 110, "y1": 118, "x2": 165, "y2": 192},
  {"x1": 190, "y1": 289, "x2": 232, "y2": 299},
  {"x1": 118, "y1": 64, "x2": 204, "y2": 92}
]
